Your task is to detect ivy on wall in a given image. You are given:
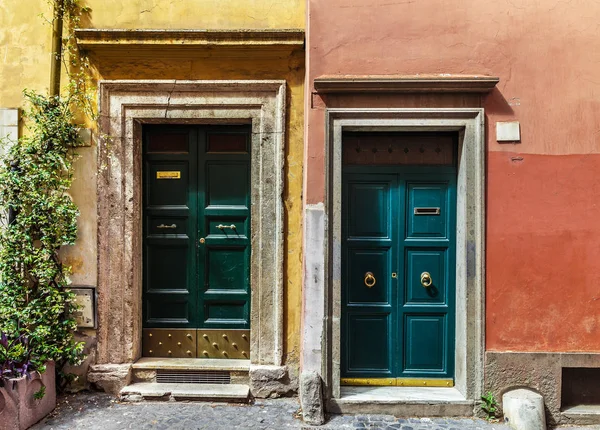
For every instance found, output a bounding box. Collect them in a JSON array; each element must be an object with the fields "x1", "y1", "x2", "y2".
[
  {"x1": 0, "y1": 91, "x2": 84, "y2": 374},
  {"x1": 0, "y1": 0, "x2": 95, "y2": 383}
]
